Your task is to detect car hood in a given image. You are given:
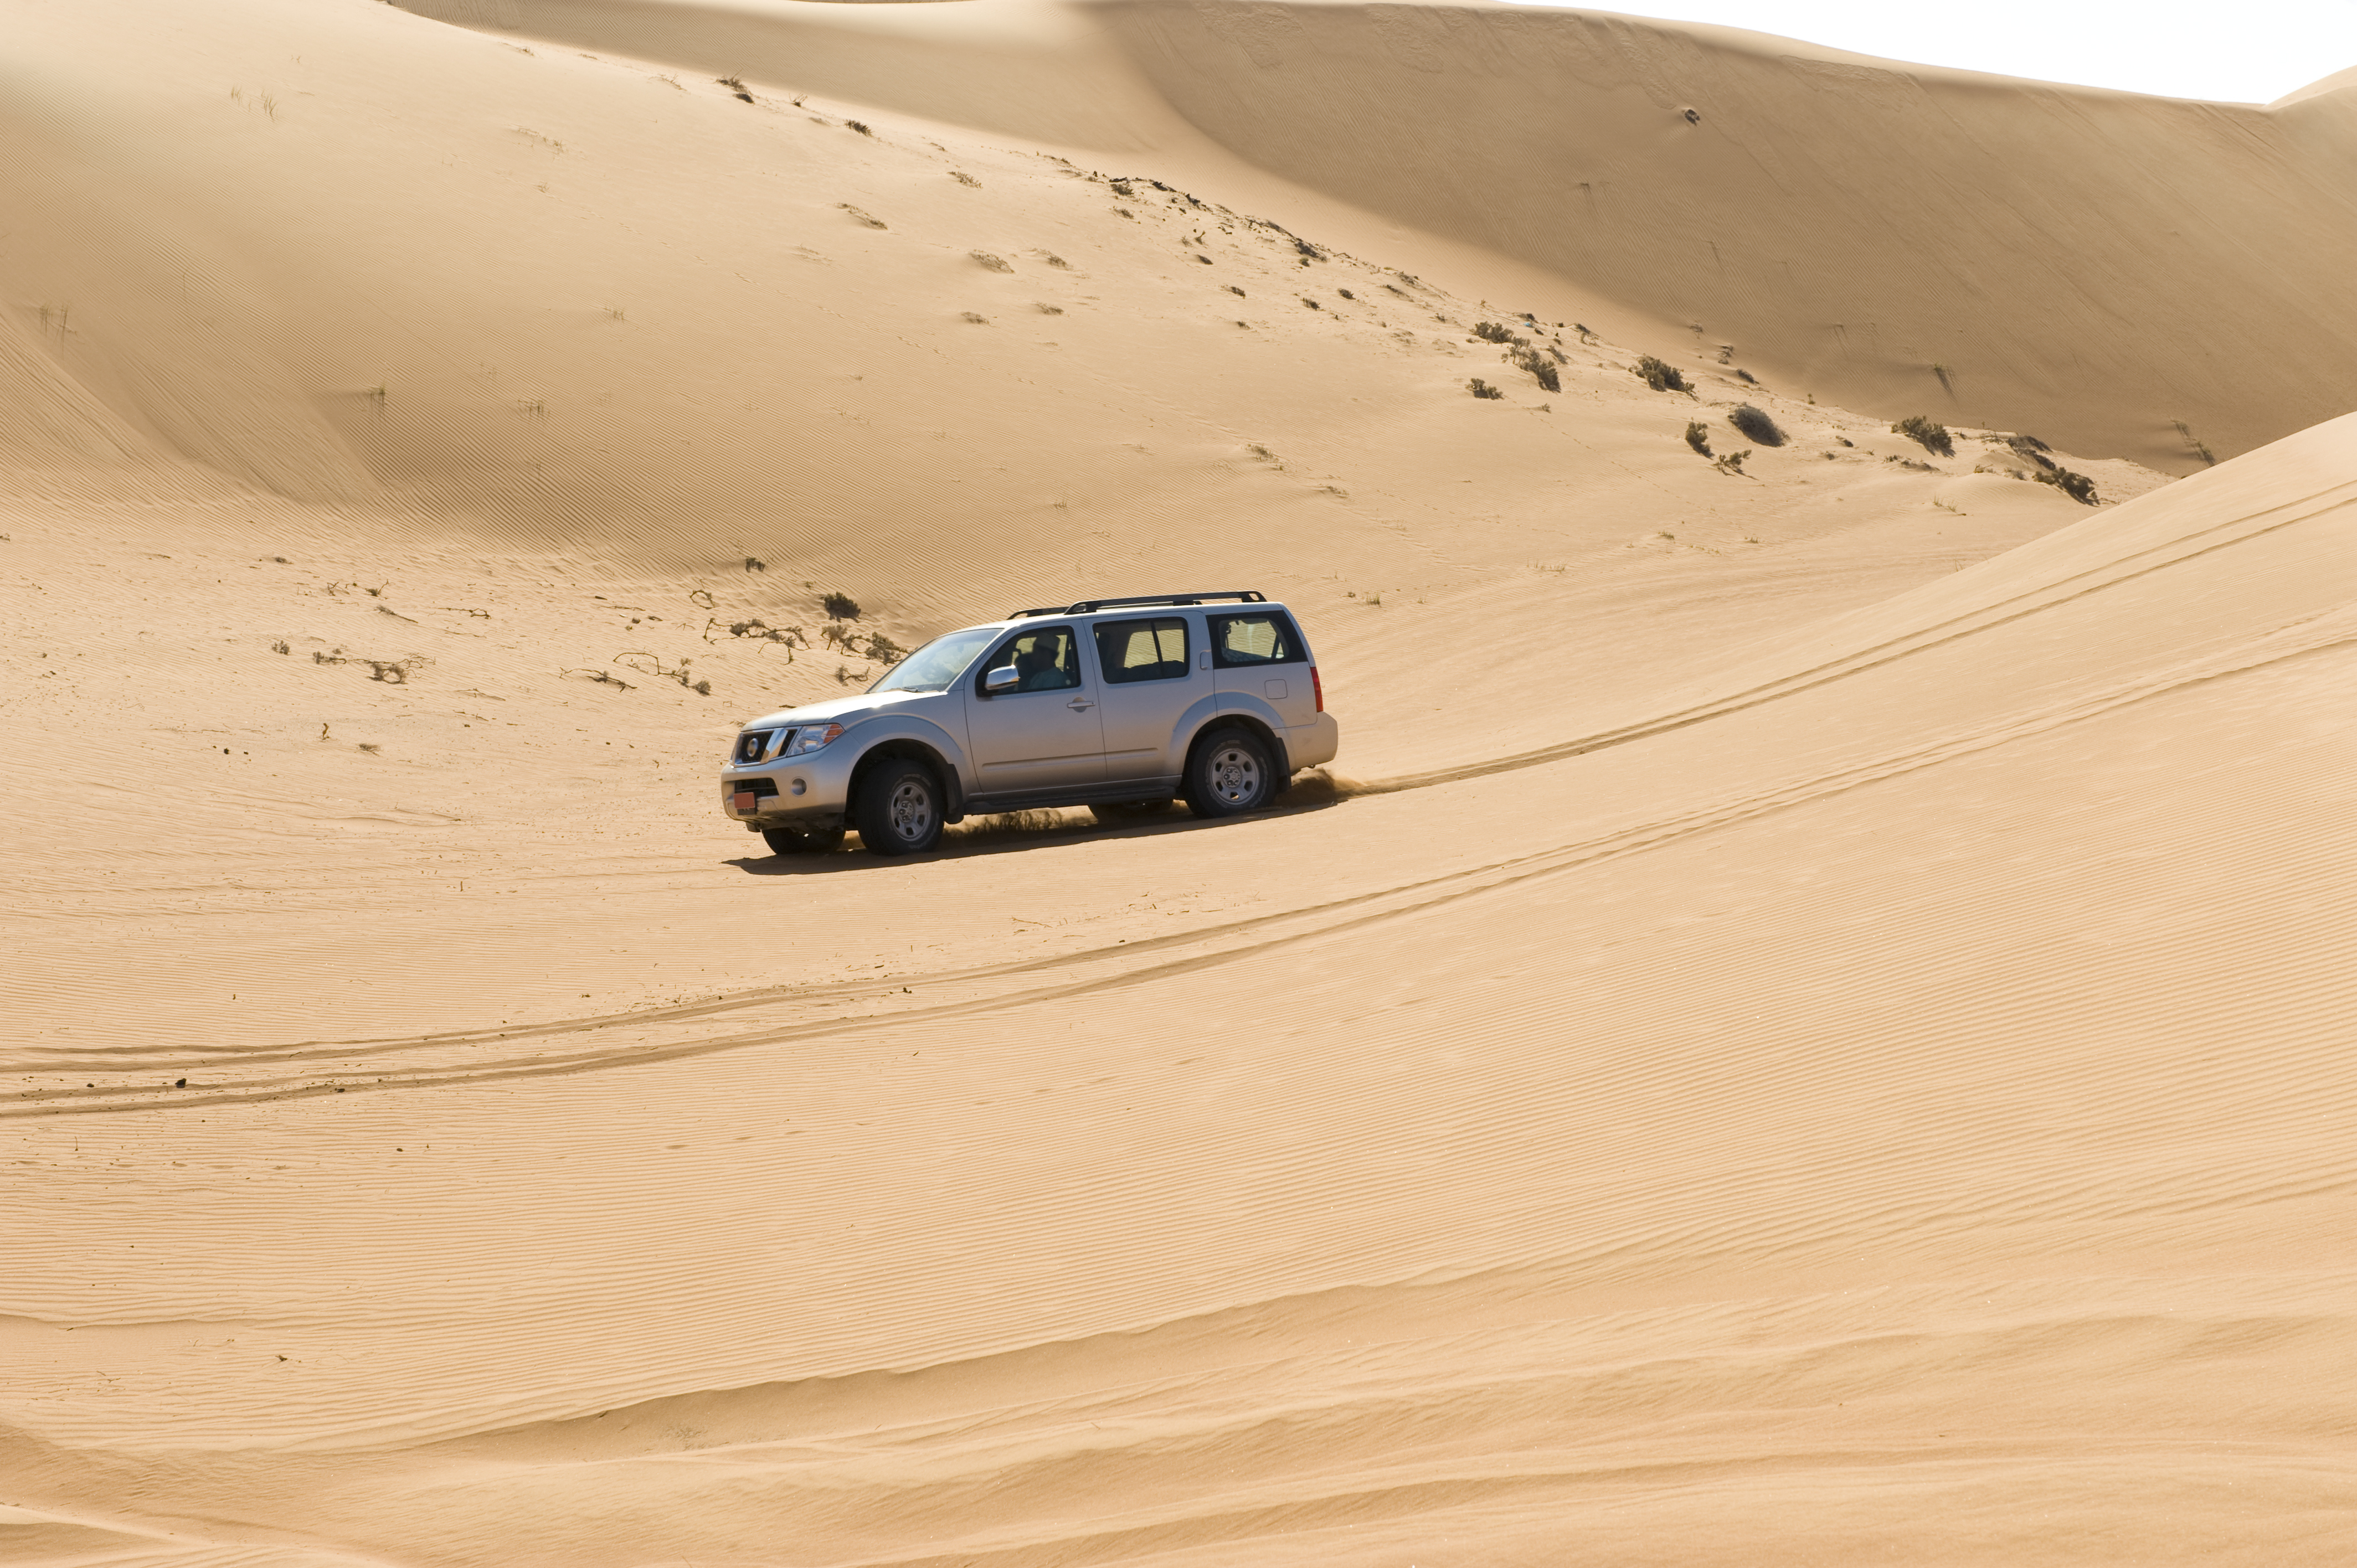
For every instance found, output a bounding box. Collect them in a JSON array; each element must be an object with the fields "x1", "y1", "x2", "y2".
[{"x1": 739, "y1": 689, "x2": 941, "y2": 730}]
